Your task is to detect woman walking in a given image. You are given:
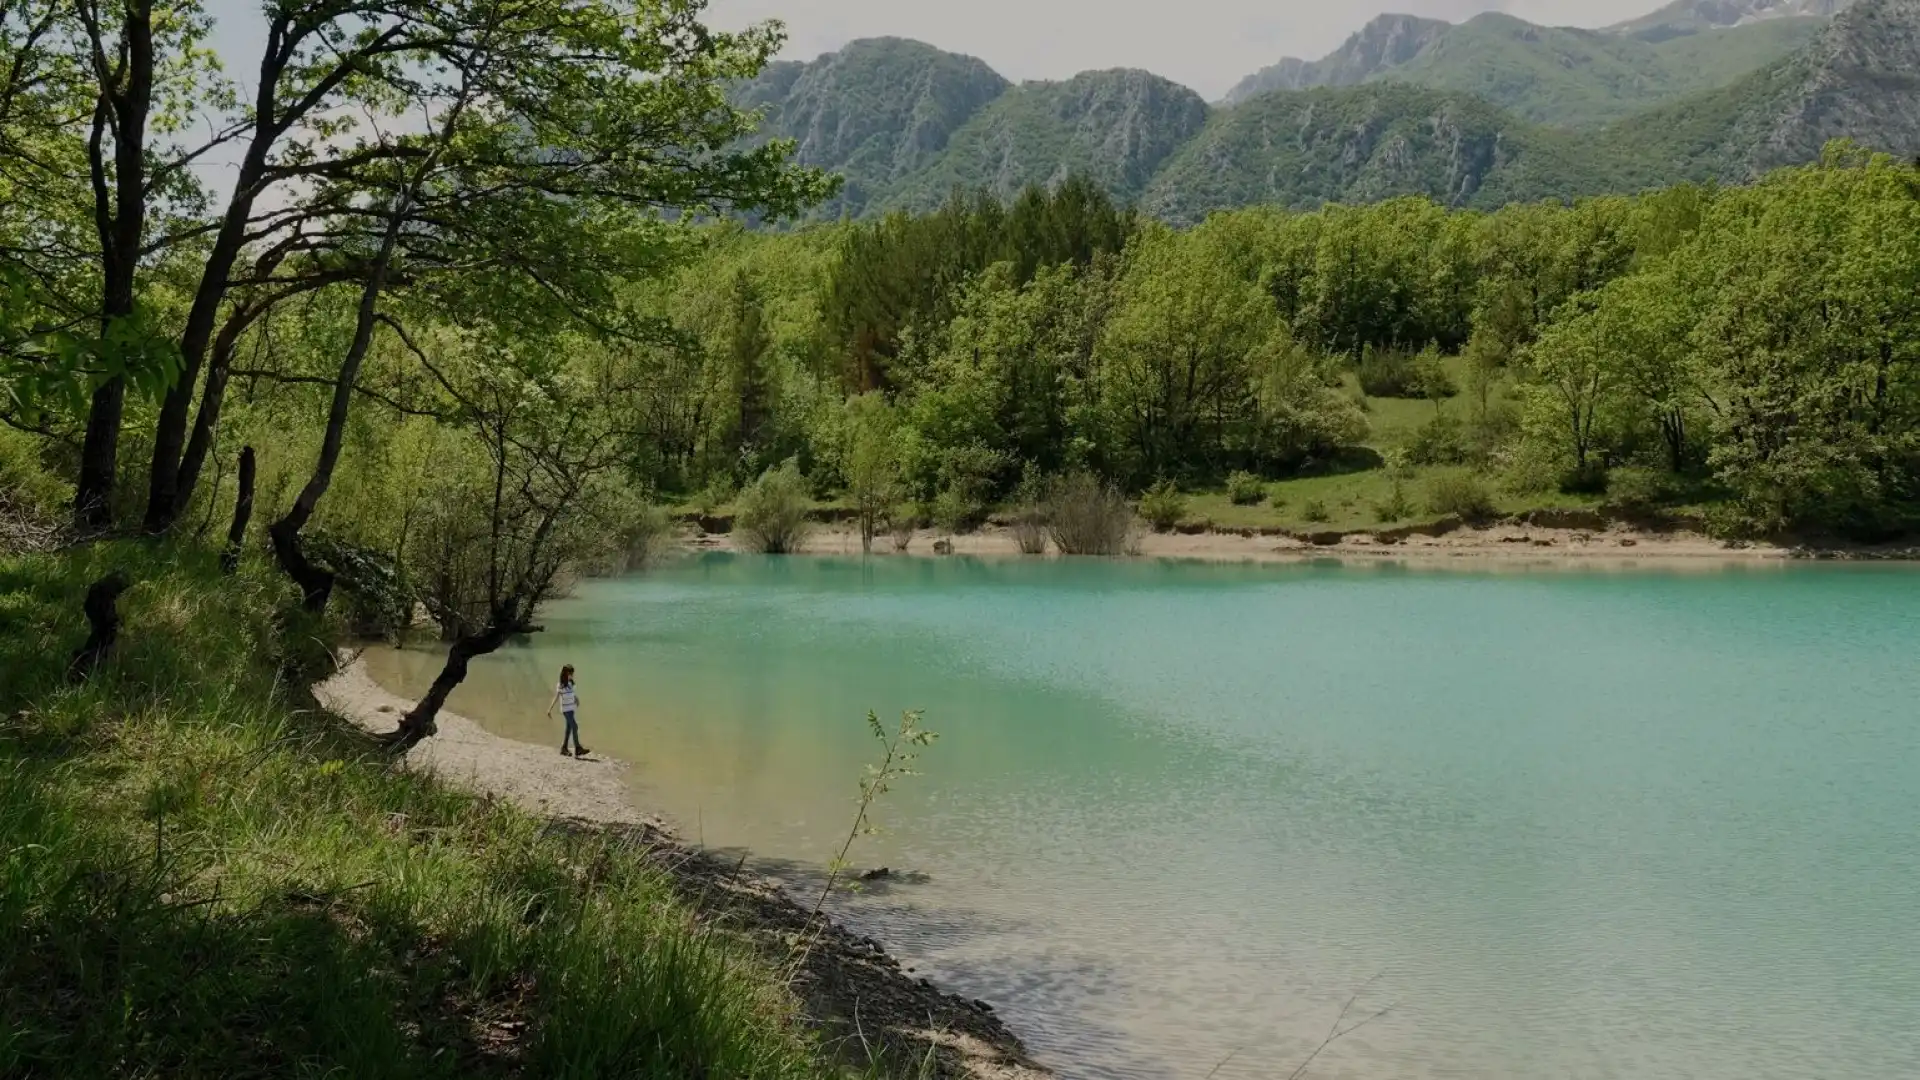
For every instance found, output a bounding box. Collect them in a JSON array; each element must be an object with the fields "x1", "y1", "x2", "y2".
[{"x1": 547, "y1": 664, "x2": 590, "y2": 757}]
